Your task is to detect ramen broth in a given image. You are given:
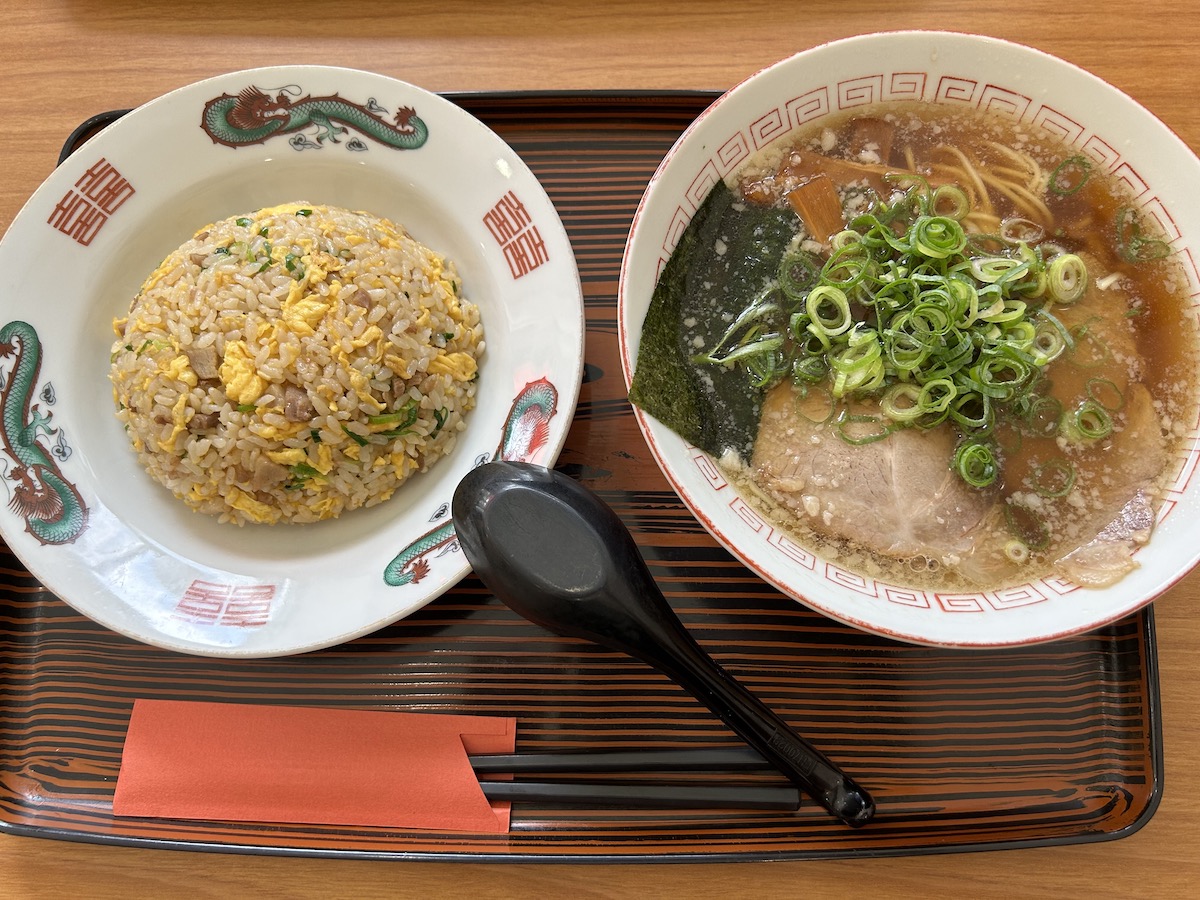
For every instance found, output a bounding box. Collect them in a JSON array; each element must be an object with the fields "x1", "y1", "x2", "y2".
[{"x1": 636, "y1": 101, "x2": 1198, "y2": 591}]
